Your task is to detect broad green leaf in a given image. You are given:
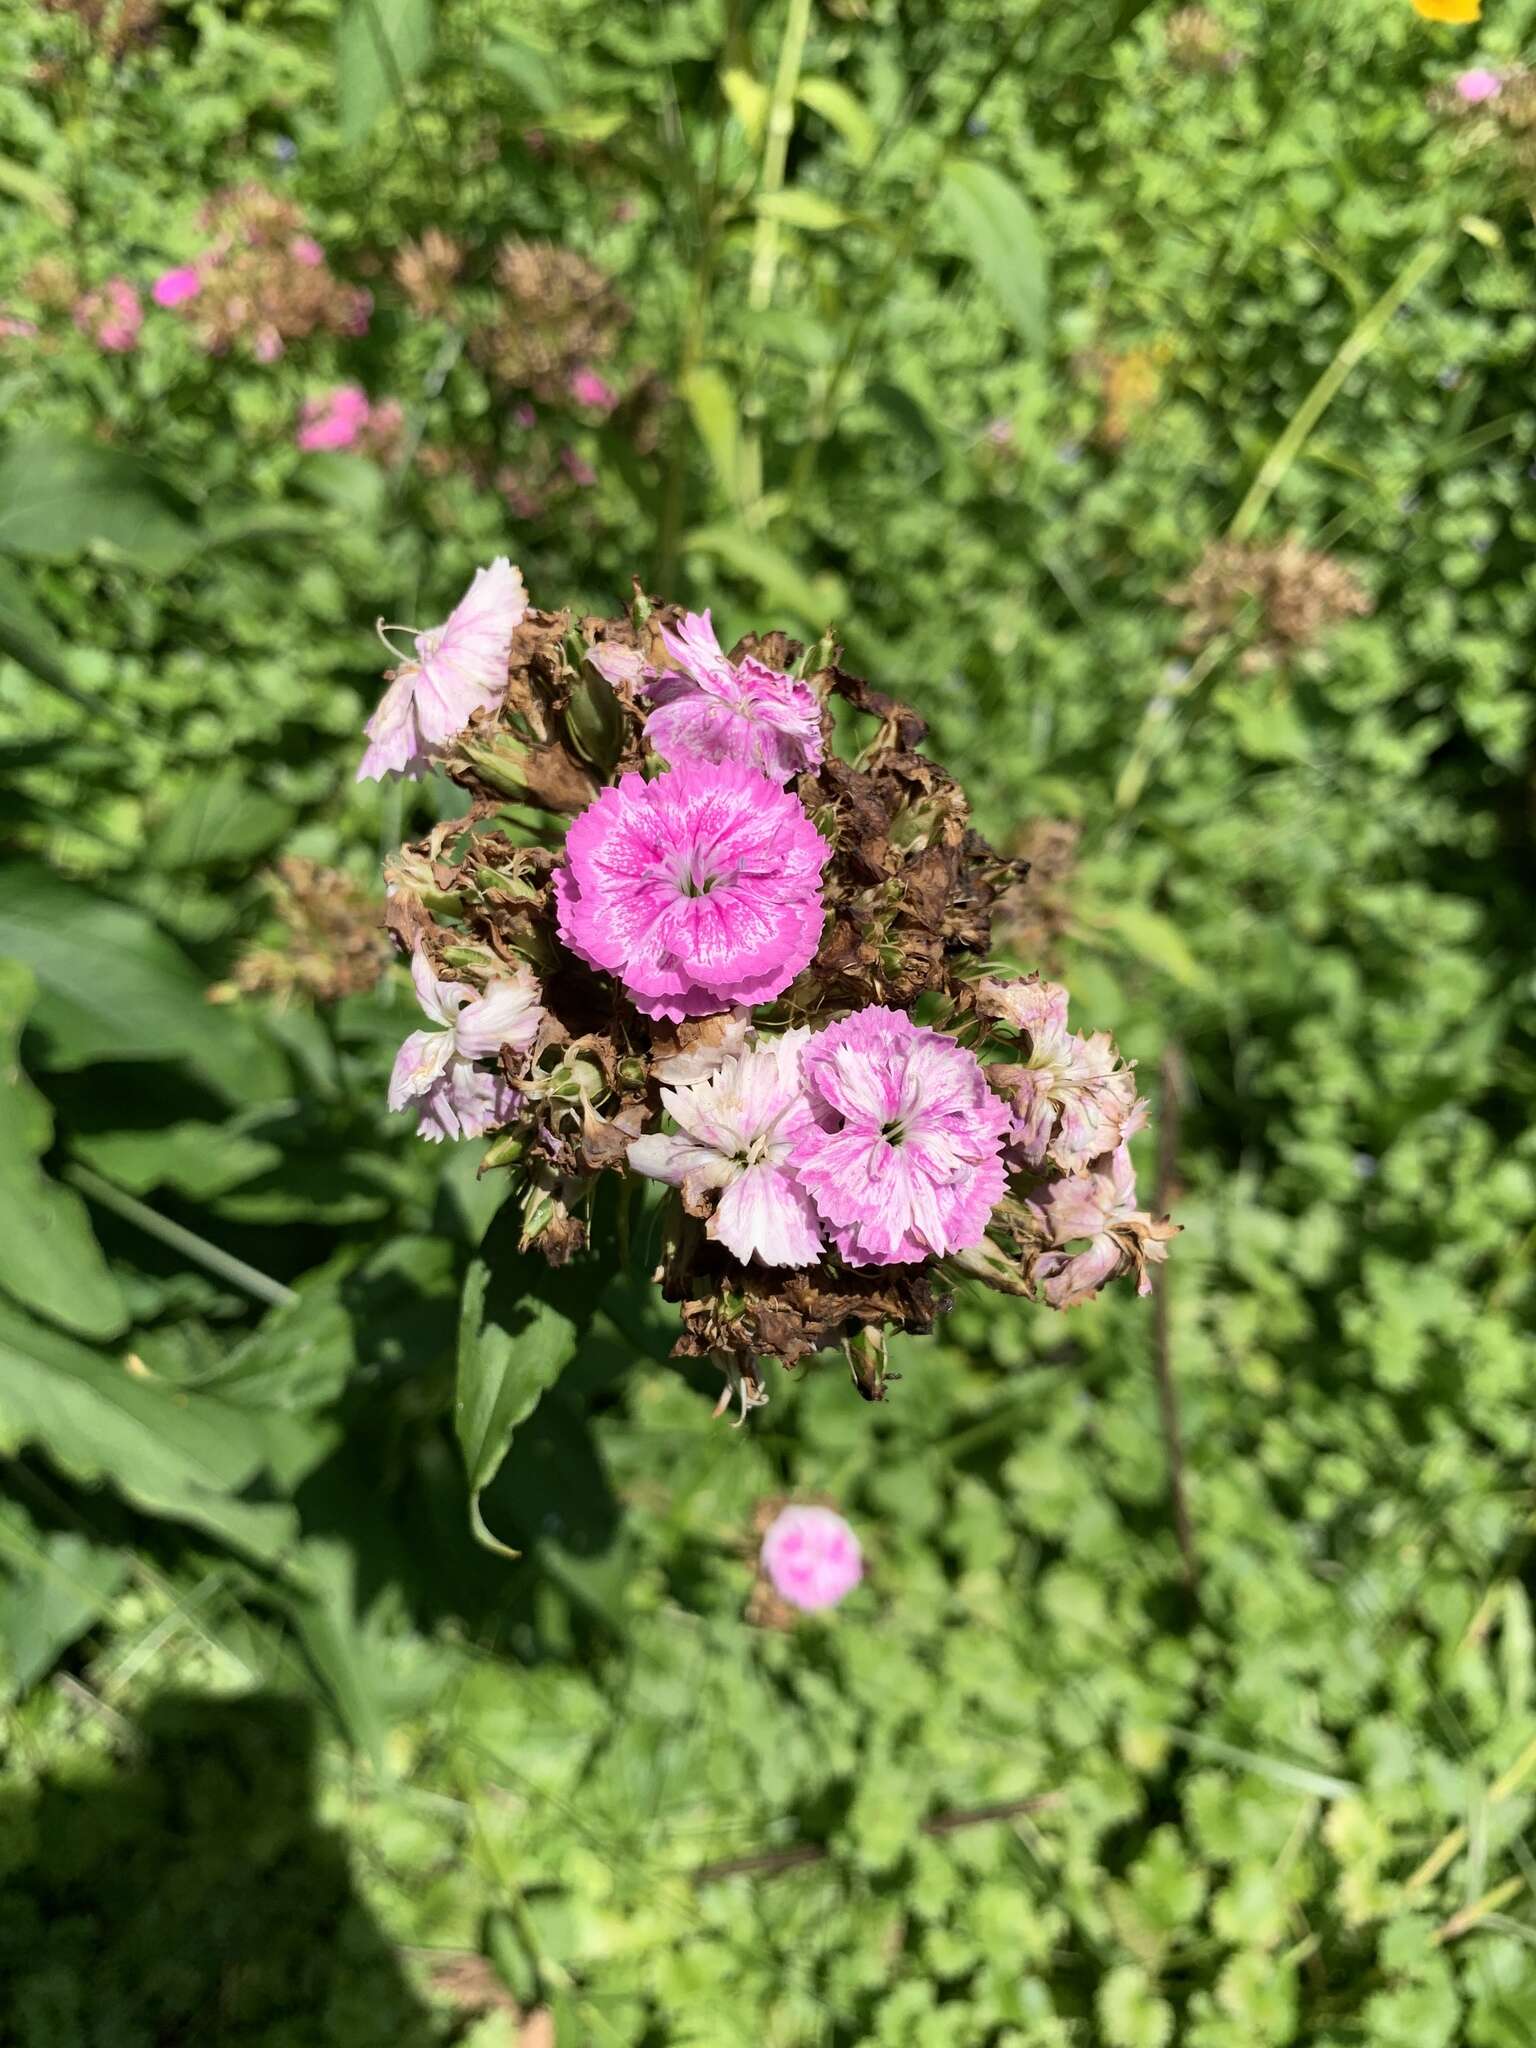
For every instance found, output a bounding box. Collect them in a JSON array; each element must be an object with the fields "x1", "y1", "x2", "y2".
[
  {"x1": 197, "y1": 1288, "x2": 355, "y2": 1412},
  {"x1": 151, "y1": 766, "x2": 296, "y2": 871},
  {"x1": 796, "y1": 76, "x2": 878, "y2": 164},
  {"x1": 720, "y1": 65, "x2": 769, "y2": 147},
  {"x1": 1089, "y1": 902, "x2": 1212, "y2": 995},
  {"x1": 456, "y1": 1209, "x2": 599, "y2": 1554},
  {"x1": 71, "y1": 1119, "x2": 284, "y2": 1202},
  {"x1": 0, "y1": 154, "x2": 72, "y2": 227},
  {"x1": 0, "y1": 961, "x2": 126, "y2": 1340},
  {"x1": 0, "y1": 431, "x2": 199, "y2": 571},
  {"x1": 0, "y1": 1508, "x2": 128, "y2": 1698},
  {"x1": 0, "y1": 861, "x2": 286, "y2": 1101},
  {"x1": 284, "y1": 1539, "x2": 390, "y2": 1772},
  {"x1": 937, "y1": 158, "x2": 1050, "y2": 351},
  {"x1": 0, "y1": 1302, "x2": 297, "y2": 1562},
  {"x1": 335, "y1": 0, "x2": 435, "y2": 144},
  {"x1": 678, "y1": 365, "x2": 743, "y2": 508},
  {"x1": 483, "y1": 33, "x2": 564, "y2": 114},
  {"x1": 754, "y1": 189, "x2": 850, "y2": 232},
  {"x1": 685, "y1": 524, "x2": 845, "y2": 628}
]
